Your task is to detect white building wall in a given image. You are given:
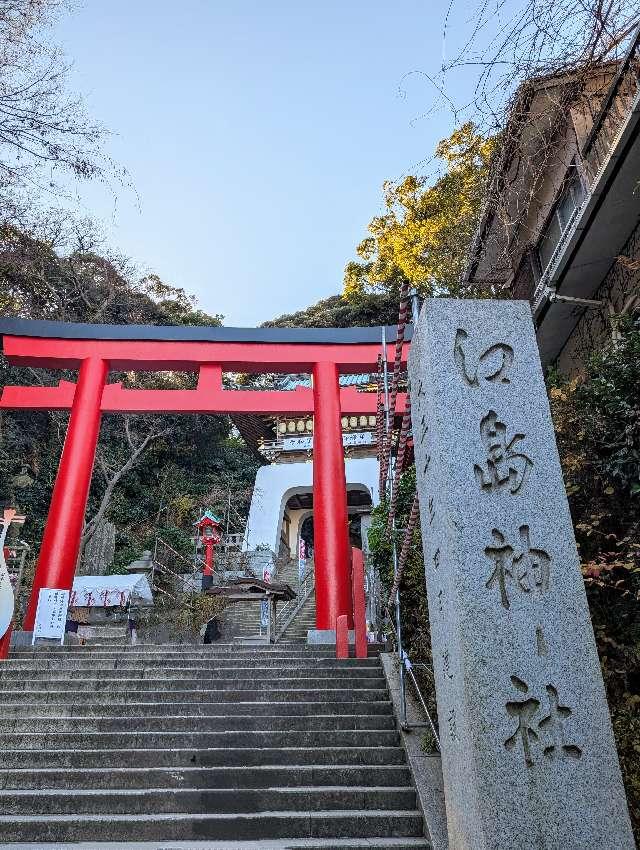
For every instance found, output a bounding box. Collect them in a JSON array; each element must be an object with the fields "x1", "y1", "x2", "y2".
[{"x1": 244, "y1": 457, "x2": 379, "y2": 553}]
